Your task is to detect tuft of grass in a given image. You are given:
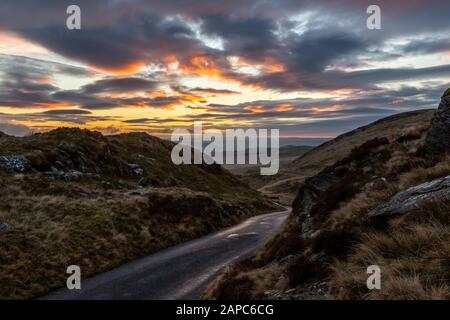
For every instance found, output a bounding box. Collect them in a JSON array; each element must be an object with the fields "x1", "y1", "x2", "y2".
[{"x1": 328, "y1": 197, "x2": 450, "y2": 300}]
